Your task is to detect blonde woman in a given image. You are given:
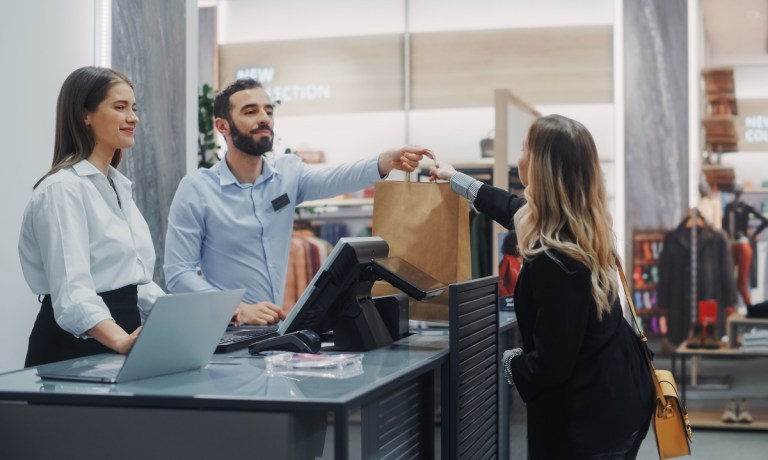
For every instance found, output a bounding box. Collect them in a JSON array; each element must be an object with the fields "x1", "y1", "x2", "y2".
[{"x1": 431, "y1": 115, "x2": 653, "y2": 459}]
